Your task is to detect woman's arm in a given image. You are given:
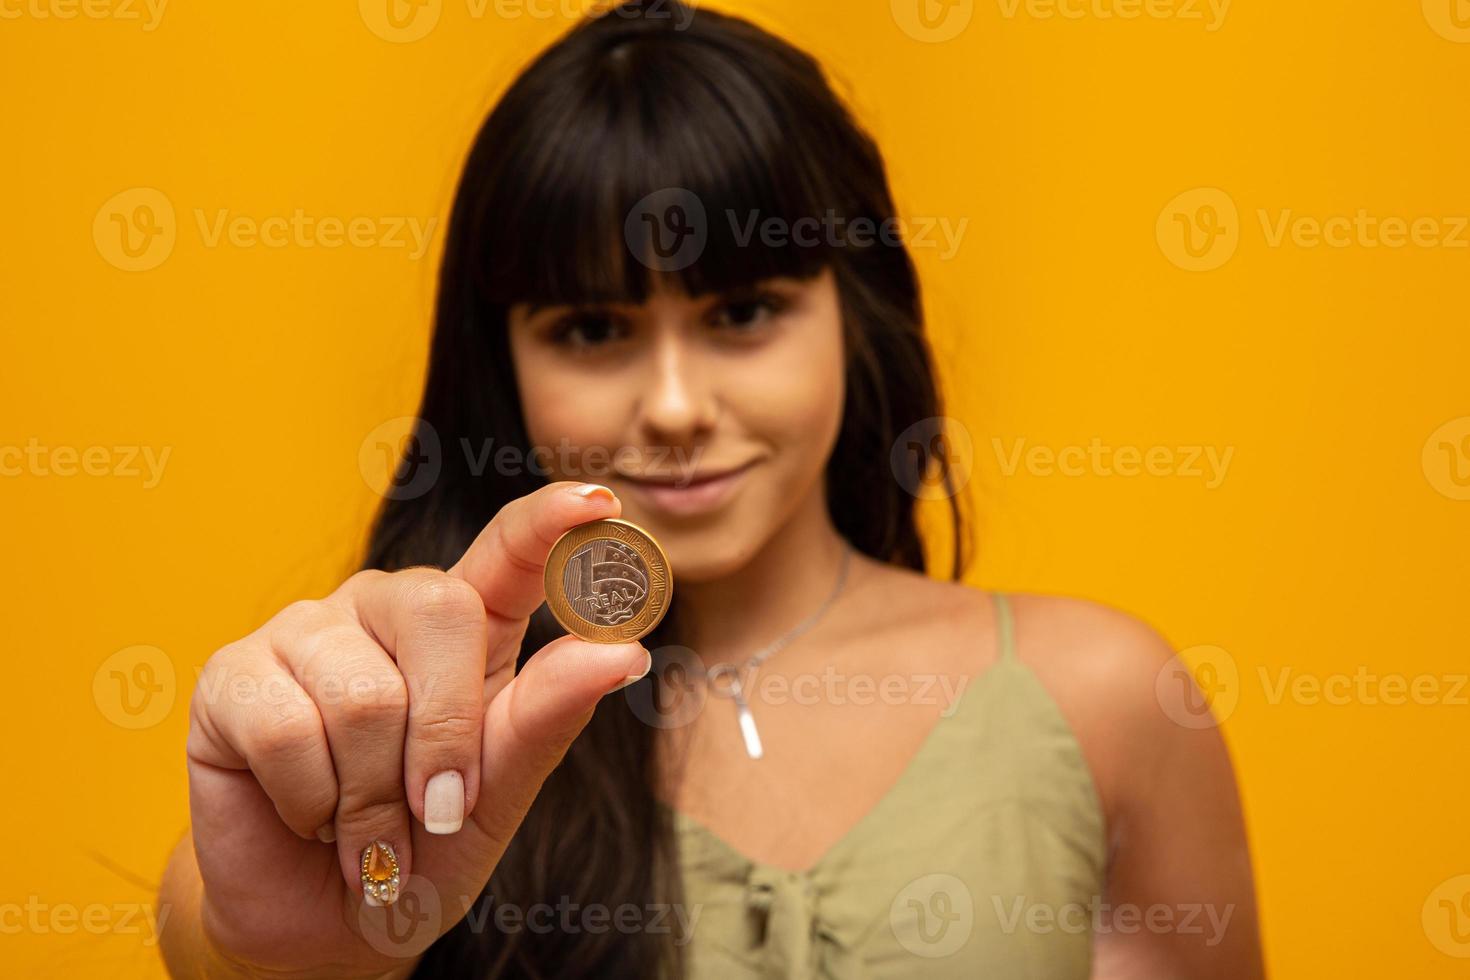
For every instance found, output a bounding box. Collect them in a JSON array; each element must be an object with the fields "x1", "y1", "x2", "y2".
[
  {"x1": 1088, "y1": 645, "x2": 1264, "y2": 979},
  {"x1": 1010, "y1": 596, "x2": 1266, "y2": 979}
]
